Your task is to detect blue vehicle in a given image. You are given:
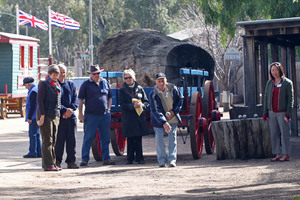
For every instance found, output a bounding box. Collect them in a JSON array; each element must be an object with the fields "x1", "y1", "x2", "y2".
[{"x1": 91, "y1": 68, "x2": 221, "y2": 160}]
